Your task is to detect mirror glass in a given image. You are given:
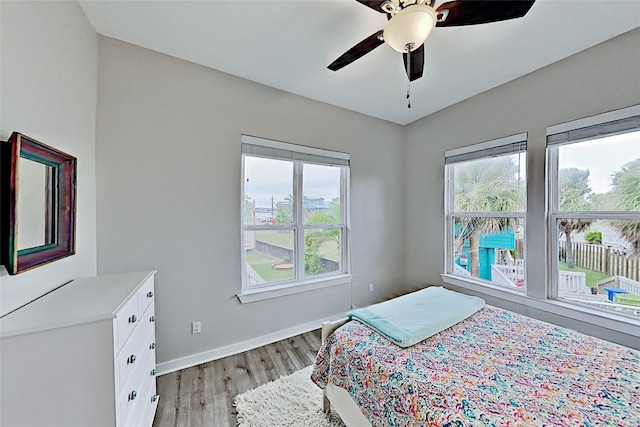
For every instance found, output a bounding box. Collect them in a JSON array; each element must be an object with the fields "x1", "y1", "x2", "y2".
[
  {"x1": 2, "y1": 132, "x2": 76, "y2": 275},
  {"x1": 17, "y1": 157, "x2": 53, "y2": 250}
]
